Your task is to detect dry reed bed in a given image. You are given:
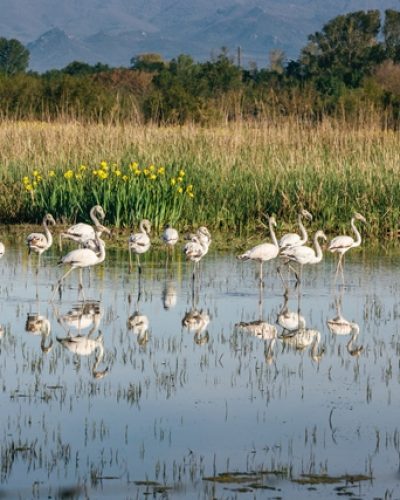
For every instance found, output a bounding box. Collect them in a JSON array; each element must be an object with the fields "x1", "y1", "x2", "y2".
[{"x1": 0, "y1": 119, "x2": 399, "y2": 240}]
